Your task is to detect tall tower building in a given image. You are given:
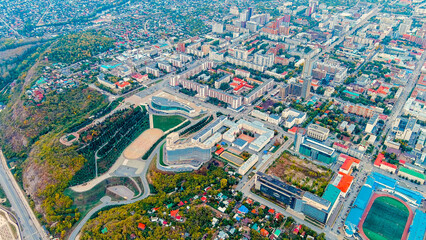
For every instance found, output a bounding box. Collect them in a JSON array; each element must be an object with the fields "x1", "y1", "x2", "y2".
[
  {"x1": 248, "y1": 7, "x2": 253, "y2": 19},
  {"x1": 301, "y1": 57, "x2": 315, "y2": 99},
  {"x1": 302, "y1": 77, "x2": 312, "y2": 99},
  {"x1": 302, "y1": 57, "x2": 315, "y2": 79},
  {"x1": 295, "y1": 129, "x2": 305, "y2": 153}
]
